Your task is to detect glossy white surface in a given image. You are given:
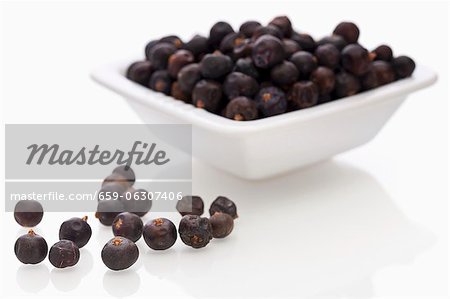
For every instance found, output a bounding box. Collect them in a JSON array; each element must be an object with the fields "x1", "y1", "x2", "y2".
[
  {"x1": 92, "y1": 63, "x2": 436, "y2": 179},
  {"x1": 0, "y1": 1, "x2": 448, "y2": 299}
]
